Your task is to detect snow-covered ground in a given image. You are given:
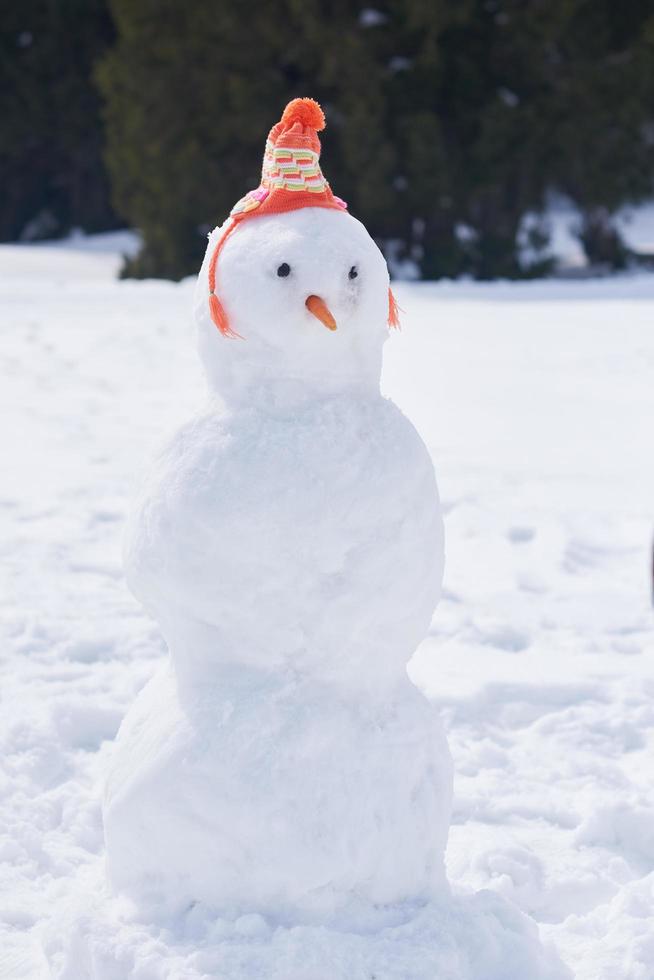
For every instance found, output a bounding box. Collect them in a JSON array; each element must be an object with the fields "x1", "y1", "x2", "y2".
[{"x1": 1, "y1": 237, "x2": 653, "y2": 979}]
